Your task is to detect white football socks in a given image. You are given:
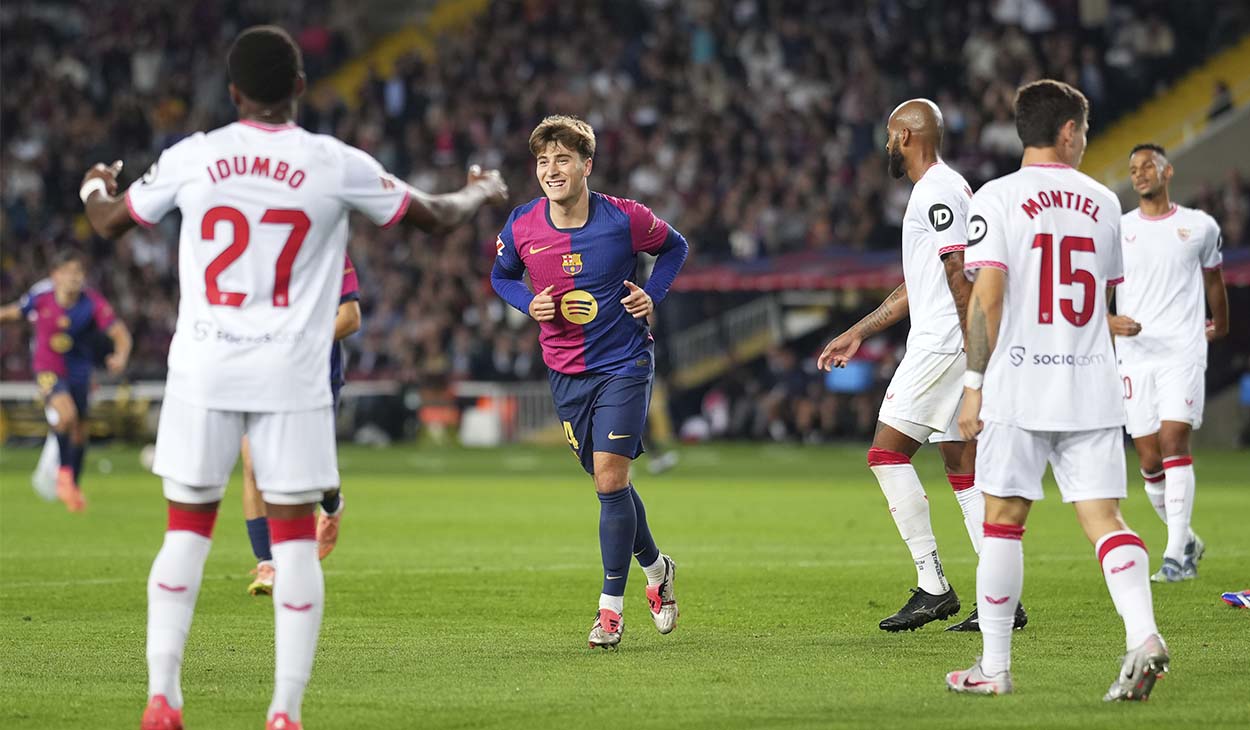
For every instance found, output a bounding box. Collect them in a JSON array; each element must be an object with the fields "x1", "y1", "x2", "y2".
[
  {"x1": 947, "y1": 473, "x2": 984, "y2": 554},
  {"x1": 598, "y1": 593, "x2": 624, "y2": 615},
  {"x1": 147, "y1": 510, "x2": 217, "y2": 708},
  {"x1": 869, "y1": 449, "x2": 948, "y2": 595},
  {"x1": 1141, "y1": 468, "x2": 1167, "y2": 525},
  {"x1": 1161, "y1": 456, "x2": 1196, "y2": 564},
  {"x1": 268, "y1": 517, "x2": 324, "y2": 724},
  {"x1": 641, "y1": 555, "x2": 667, "y2": 586},
  {"x1": 977, "y1": 523, "x2": 1024, "y2": 676},
  {"x1": 1096, "y1": 530, "x2": 1158, "y2": 650}
]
